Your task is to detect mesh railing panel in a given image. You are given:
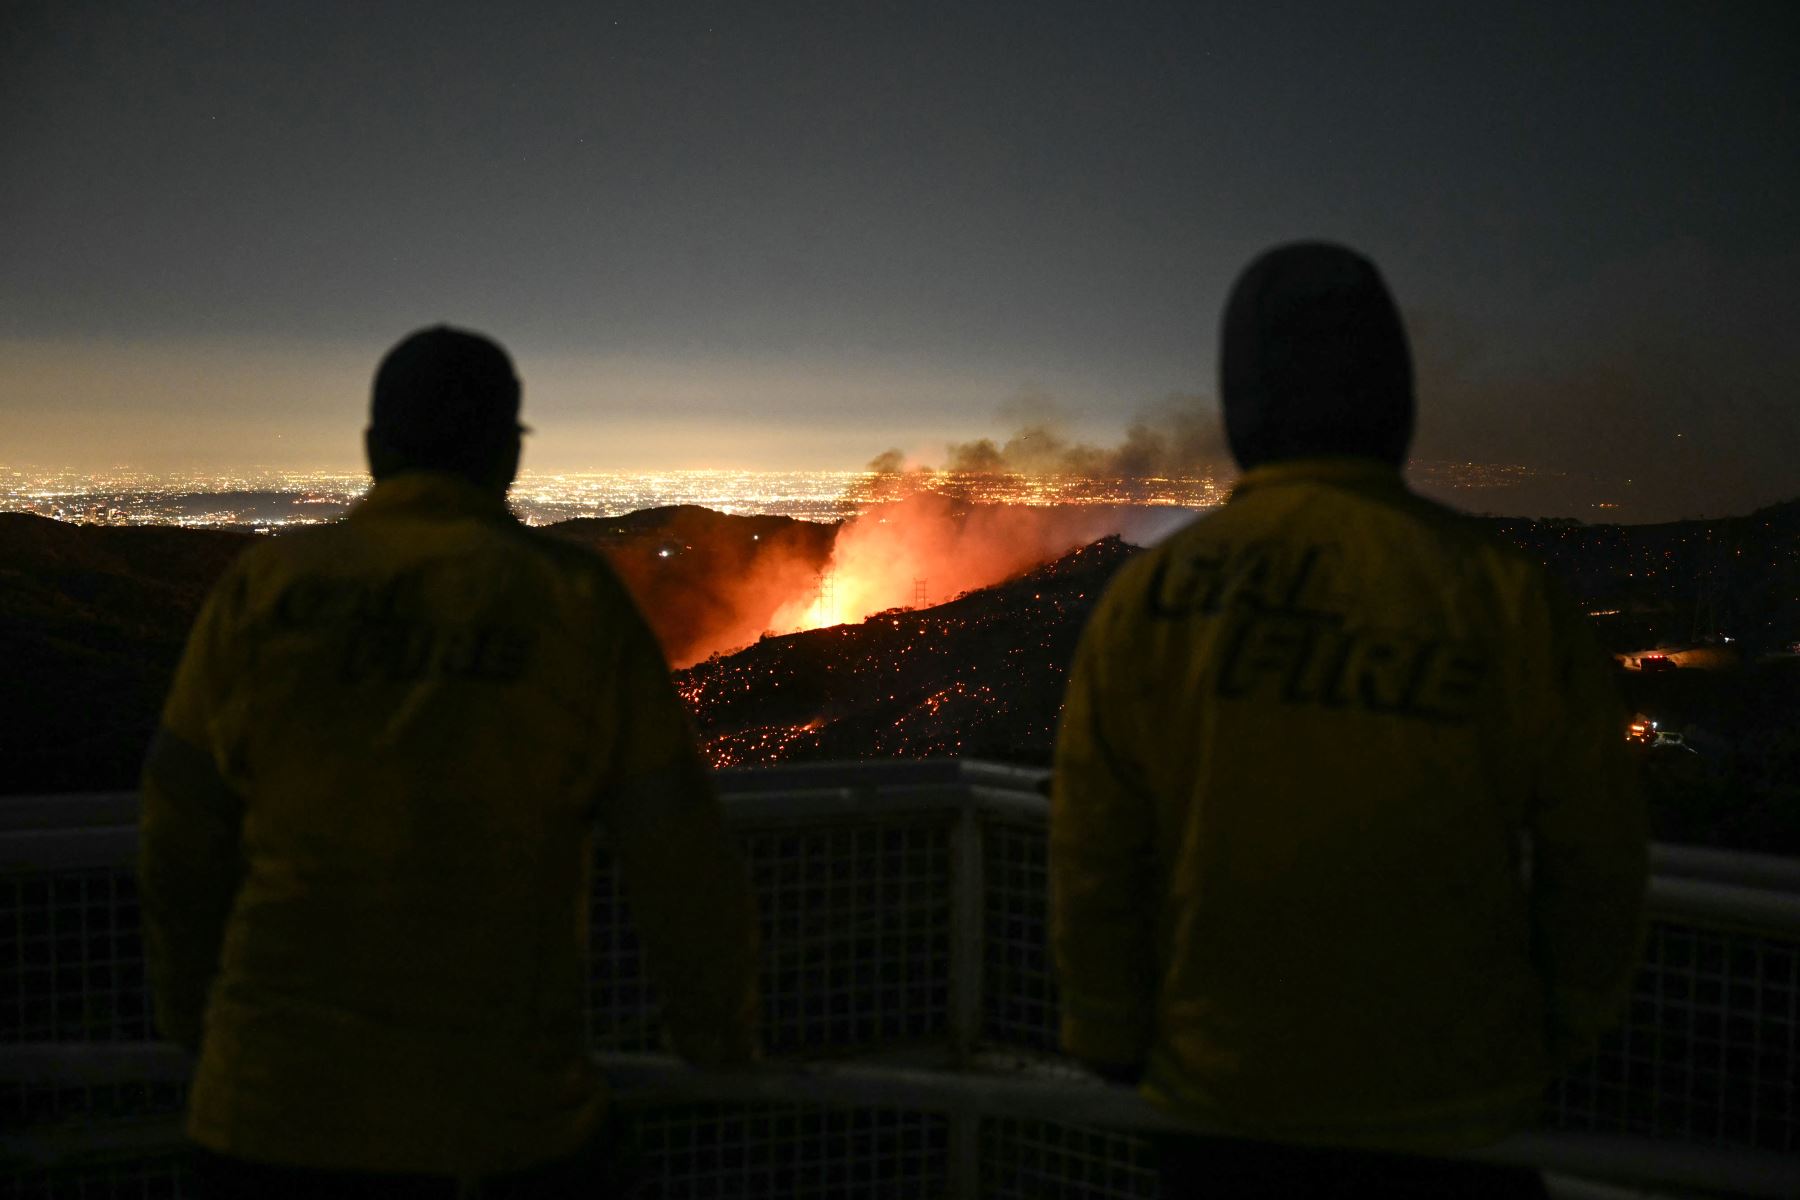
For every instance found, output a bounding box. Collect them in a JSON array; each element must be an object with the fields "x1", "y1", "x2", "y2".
[
  {"x1": 0, "y1": 1110, "x2": 951, "y2": 1200},
  {"x1": 980, "y1": 1119, "x2": 1159, "y2": 1200},
  {"x1": 587, "y1": 852, "x2": 657, "y2": 1051},
  {"x1": 747, "y1": 820, "x2": 953, "y2": 1057},
  {"x1": 3, "y1": 1154, "x2": 188, "y2": 1200},
  {"x1": 631, "y1": 1104, "x2": 949, "y2": 1199},
  {"x1": 1, "y1": 869, "x2": 153, "y2": 1044},
  {"x1": 4, "y1": 776, "x2": 1798, "y2": 1196},
  {"x1": 0, "y1": 818, "x2": 954, "y2": 1059},
  {"x1": 1546, "y1": 920, "x2": 1798, "y2": 1153},
  {"x1": 587, "y1": 817, "x2": 955, "y2": 1058},
  {"x1": 977, "y1": 811, "x2": 1800, "y2": 1157},
  {"x1": 0, "y1": 1080, "x2": 187, "y2": 1140},
  {"x1": 983, "y1": 816, "x2": 1058, "y2": 1053}
]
